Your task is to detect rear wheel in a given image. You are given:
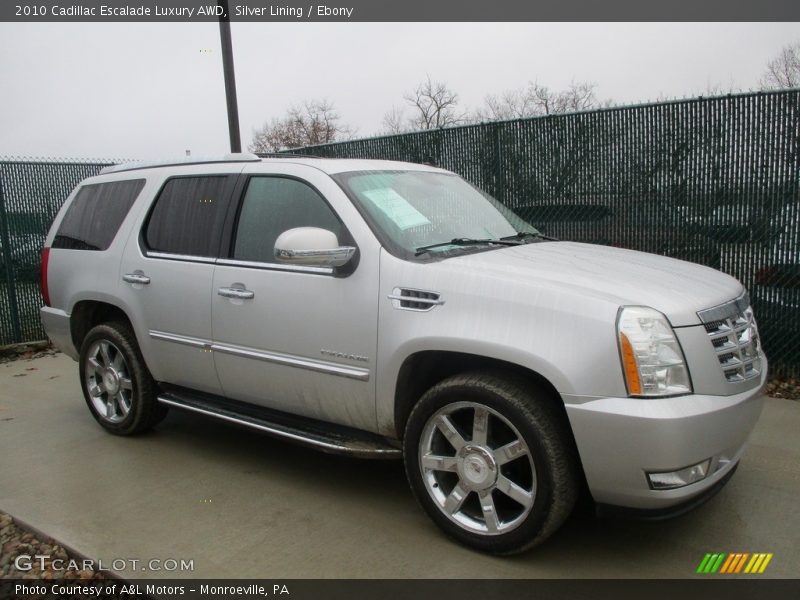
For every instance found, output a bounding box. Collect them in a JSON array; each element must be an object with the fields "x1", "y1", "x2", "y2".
[
  {"x1": 403, "y1": 371, "x2": 579, "y2": 555},
  {"x1": 79, "y1": 321, "x2": 167, "y2": 435}
]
